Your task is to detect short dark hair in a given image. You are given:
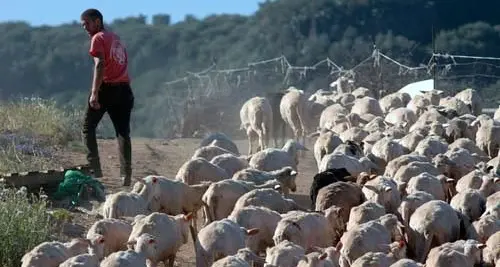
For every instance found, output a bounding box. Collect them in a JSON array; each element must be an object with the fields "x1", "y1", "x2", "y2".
[{"x1": 81, "y1": 8, "x2": 103, "y2": 22}]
